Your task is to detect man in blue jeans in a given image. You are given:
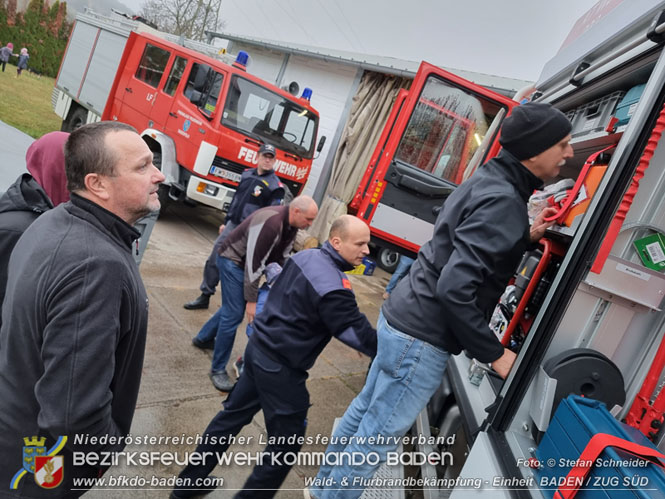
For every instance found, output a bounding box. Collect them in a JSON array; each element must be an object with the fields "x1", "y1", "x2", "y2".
[
  {"x1": 192, "y1": 195, "x2": 318, "y2": 391},
  {"x1": 184, "y1": 143, "x2": 284, "y2": 310},
  {"x1": 381, "y1": 254, "x2": 414, "y2": 300},
  {"x1": 310, "y1": 102, "x2": 573, "y2": 498}
]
